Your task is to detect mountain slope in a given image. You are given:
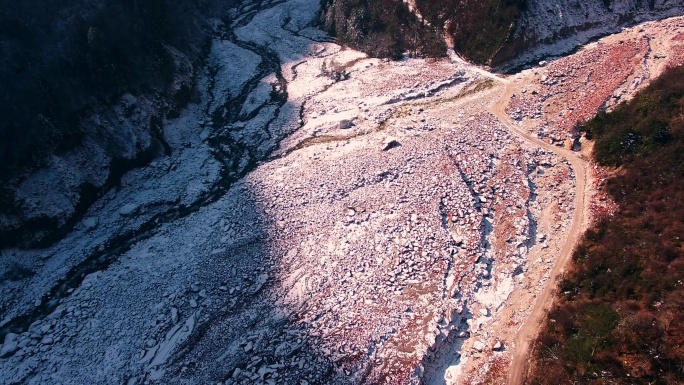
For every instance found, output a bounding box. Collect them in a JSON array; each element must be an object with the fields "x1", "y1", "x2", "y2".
[{"x1": 321, "y1": 0, "x2": 684, "y2": 67}]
